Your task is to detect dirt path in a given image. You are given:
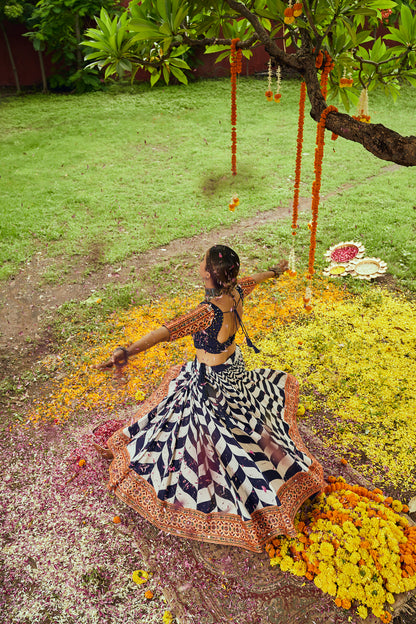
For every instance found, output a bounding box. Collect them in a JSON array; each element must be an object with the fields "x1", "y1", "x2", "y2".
[{"x1": 0, "y1": 198, "x2": 302, "y2": 358}]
